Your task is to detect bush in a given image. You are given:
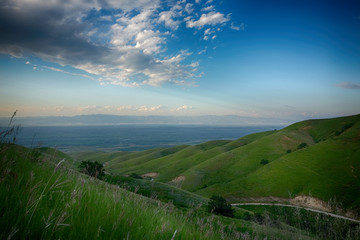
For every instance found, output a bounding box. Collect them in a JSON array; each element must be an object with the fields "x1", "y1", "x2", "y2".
[
  {"x1": 129, "y1": 173, "x2": 143, "y2": 179},
  {"x1": 206, "y1": 195, "x2": 234, "y2": 217},
  {"x1": 286, "y1": 149, "x2": 292, "y2": 154},
  {"x1": 297, "y1": 142, "x2": 307, "y2": 149},
  {"x1": 78, "y1": 161, "x2": 105, "y2": 179},
  {"x1": 260, "y1": 159, "x2": 269, "y2": 165}
]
